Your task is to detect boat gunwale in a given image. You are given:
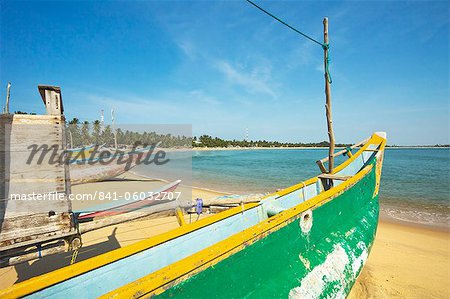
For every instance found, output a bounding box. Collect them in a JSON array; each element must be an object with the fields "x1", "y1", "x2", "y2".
[{"x1": 0, "y1": 133, "x2": 386, "y2": 298}]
